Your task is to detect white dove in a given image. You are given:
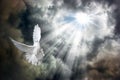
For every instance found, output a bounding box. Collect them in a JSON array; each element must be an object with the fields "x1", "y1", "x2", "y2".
[{"x1": 10, "y1": 24, "x2": 44, "y2": 65}]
